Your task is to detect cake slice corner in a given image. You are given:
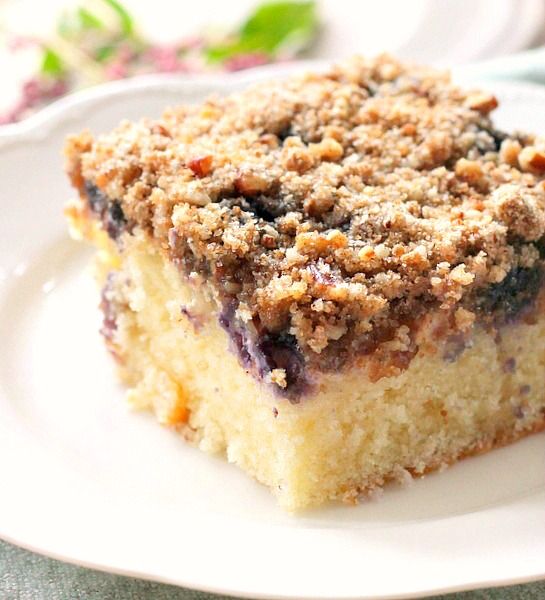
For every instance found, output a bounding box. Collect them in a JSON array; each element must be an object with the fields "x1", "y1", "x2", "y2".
[{"x1": 64, "y1": 55, "x2": 545, "y2": 510}]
